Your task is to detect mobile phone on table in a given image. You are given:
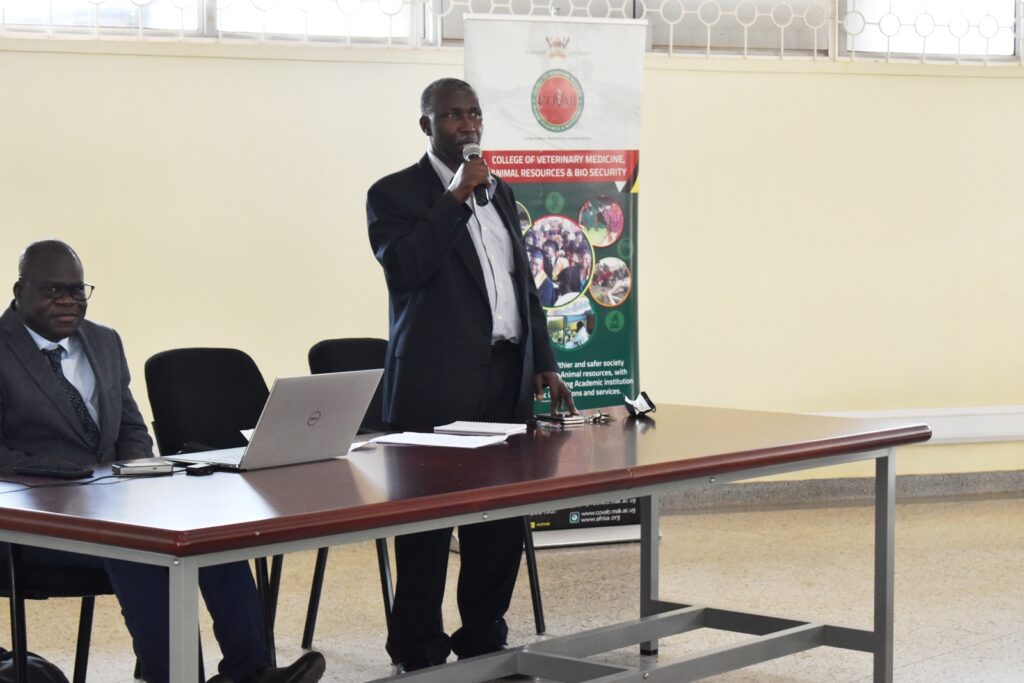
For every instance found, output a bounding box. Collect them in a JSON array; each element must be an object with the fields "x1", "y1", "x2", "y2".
[
  {"x1": 13, "y1": 464, "x2": 94, "y2": 480},
  {"x1": 111, "y1": 458, "x2": 175, "y2": 476}
]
